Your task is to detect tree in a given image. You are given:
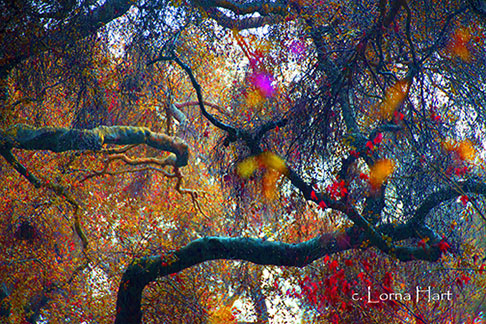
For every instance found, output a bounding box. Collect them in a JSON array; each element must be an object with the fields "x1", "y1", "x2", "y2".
[{"x1": 1, "y1": 0, "x2": 485, "y2": 323}]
